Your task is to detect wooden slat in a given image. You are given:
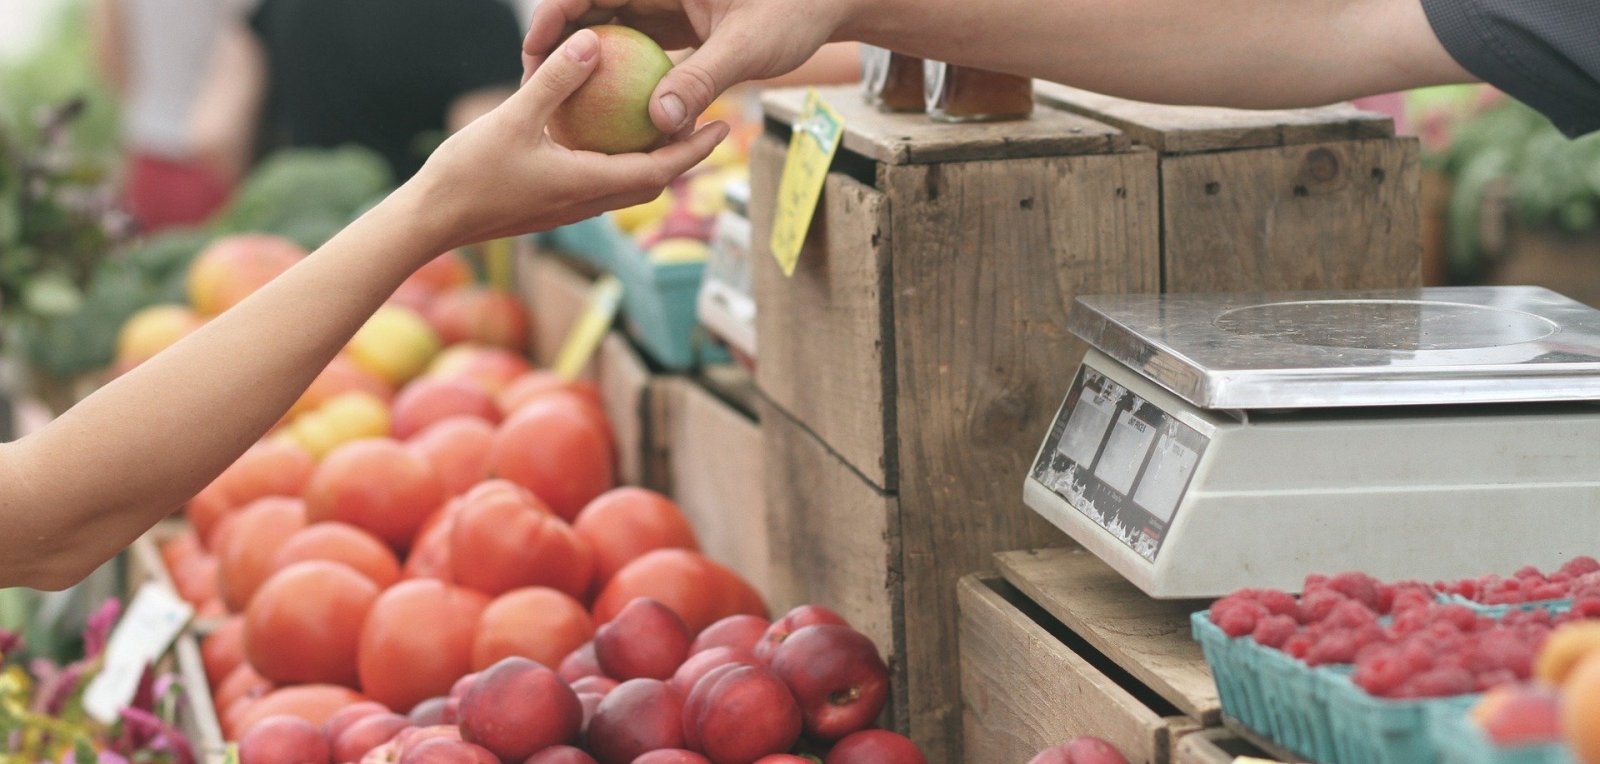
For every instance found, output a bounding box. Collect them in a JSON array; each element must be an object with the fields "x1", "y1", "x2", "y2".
[
  {"x1": 762, "y1": 86, "x2": 1126, "y2": 166},
  {"x1": 663, "y1": 378, "x2": 769, "y2": 596},
  {"x1": 1174, "y1": 728, "x2": 1283, "y2": 764},
  {"x1": 1224, "y1": 718, "x2": 1309, "y2": 763},
  {"x1": 595, "y1": 333, "x2": 654, "y2": 487},
  {"x1": 517, "y1": 249, "x2": 600, "y2": 374},
  {"x1": 995, "y1": 548, "x2": 1220, "y2": 724},
  {"x1": 1034, "y1": 82, "x2": 1394, "y2": 154},
  {"x1": 752, "y1": 135, "x2": 896, "y2": 489},
  {"x1": 959, "y1": 575, "x2": 1178, "y2": 764},
  {"x1": 885, "y1": 149, "x2": 1161, "y2": 759},
  {"x1": 1162, "y1": 139, "x2": 1423, "y2": 292},
  {"x1": 175, "y1": 632, "x2": 228, "y2": 762},
  {"x1": 759, "y1": 395, "x2": 903, "y2": 726}
]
